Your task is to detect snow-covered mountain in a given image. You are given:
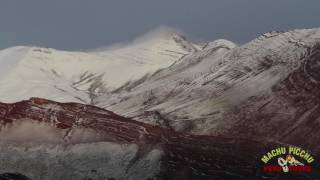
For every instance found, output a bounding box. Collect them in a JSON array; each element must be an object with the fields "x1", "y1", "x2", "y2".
[
  {"x1": 0, "y1": 28, "x2": 196, "y2": 104},
  {"x1": 97, "y1": 28, "x2": 320, "y2": 138},
  {"x1": 2, "y1": 27, "x2": 320, "y2": 134},
  {"x1": 2, "y1": 28, "x2": 320, "y2": 141},
  {"x1": 1, "y1": 27, "x2": 320, "y2": 179}
]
